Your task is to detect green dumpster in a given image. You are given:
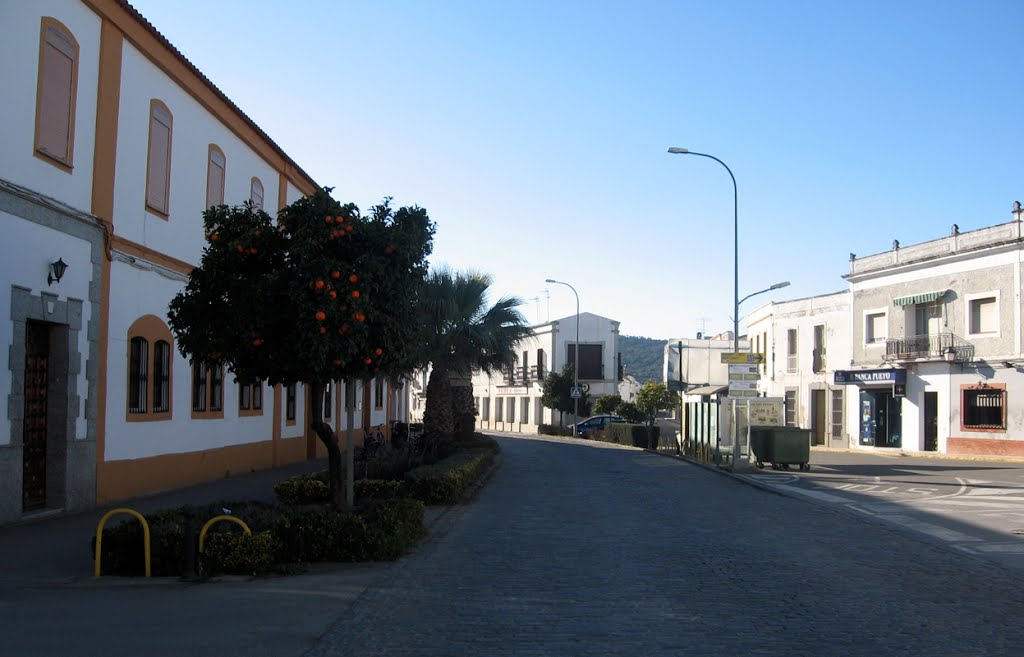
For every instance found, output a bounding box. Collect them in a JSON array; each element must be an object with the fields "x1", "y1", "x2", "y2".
[{"x1": 750, "y1": 426, "x2": 811, "y2": 471}]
